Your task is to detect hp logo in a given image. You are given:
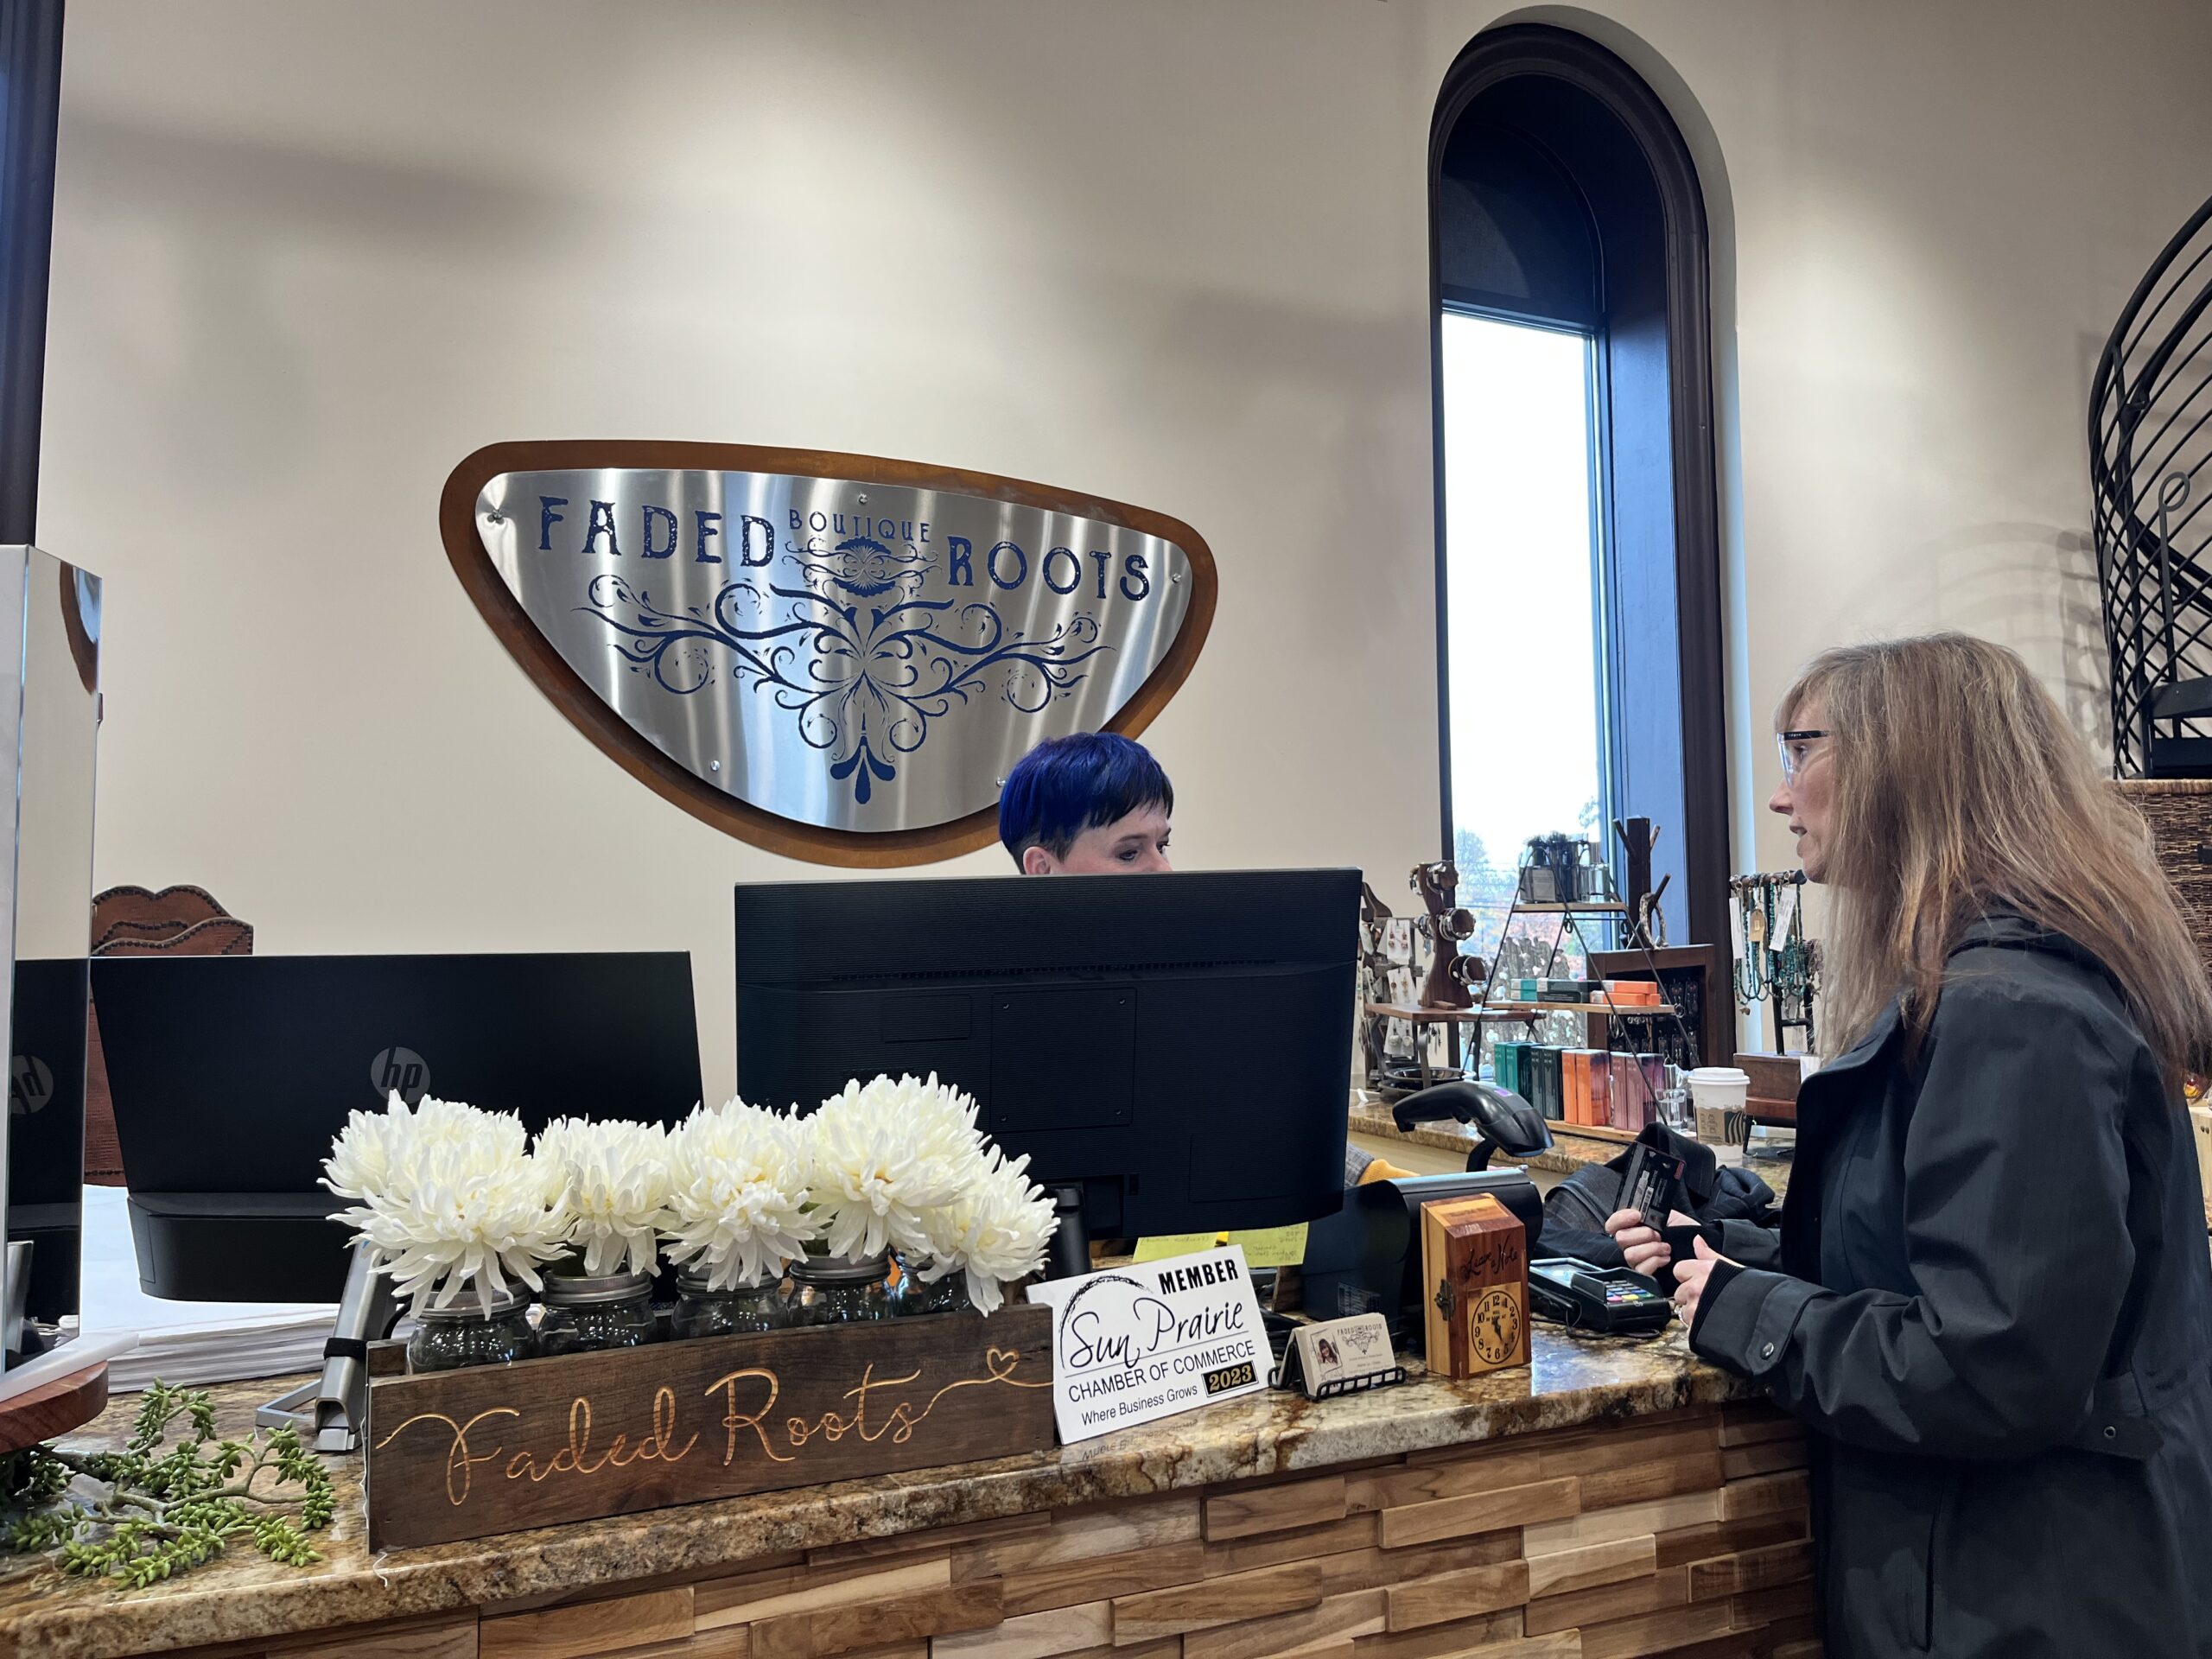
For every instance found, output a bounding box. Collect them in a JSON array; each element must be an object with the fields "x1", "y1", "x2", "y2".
[
  {"x1": 369, "y1": 1046, "x2": 430, "y2": 1105},
  {"x1": 8, "y1": 1056, "x2": 51, "y2": 1117}
]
